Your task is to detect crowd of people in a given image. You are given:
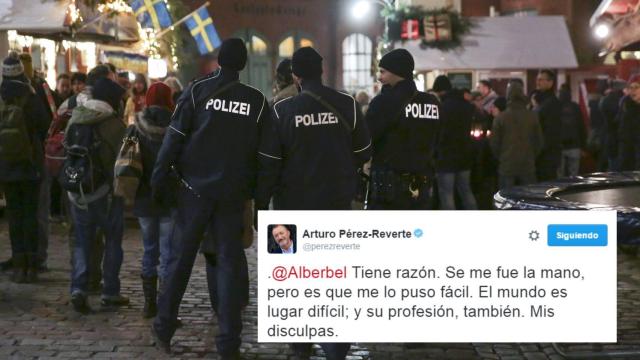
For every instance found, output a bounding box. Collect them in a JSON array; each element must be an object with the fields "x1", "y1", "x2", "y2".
[
  {"x1": 0, "y1": 51, "x2": 184, "y2": 305},
  {"x1": 1, "y1": 36, "x2": 639, "y2": 360},
  {"x1": 345, "y1": 68, "x2": 639, "y2": 210}
]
